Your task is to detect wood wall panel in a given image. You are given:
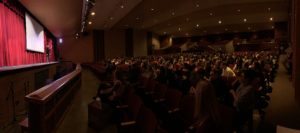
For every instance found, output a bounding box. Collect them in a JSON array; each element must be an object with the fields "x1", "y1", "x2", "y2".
[
  {"x1": 0, "y1": 63, "x2": 57, "y2": 130},
  {"x1": 291, "y1": 0, "x2": 300, "y2": 104}
]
